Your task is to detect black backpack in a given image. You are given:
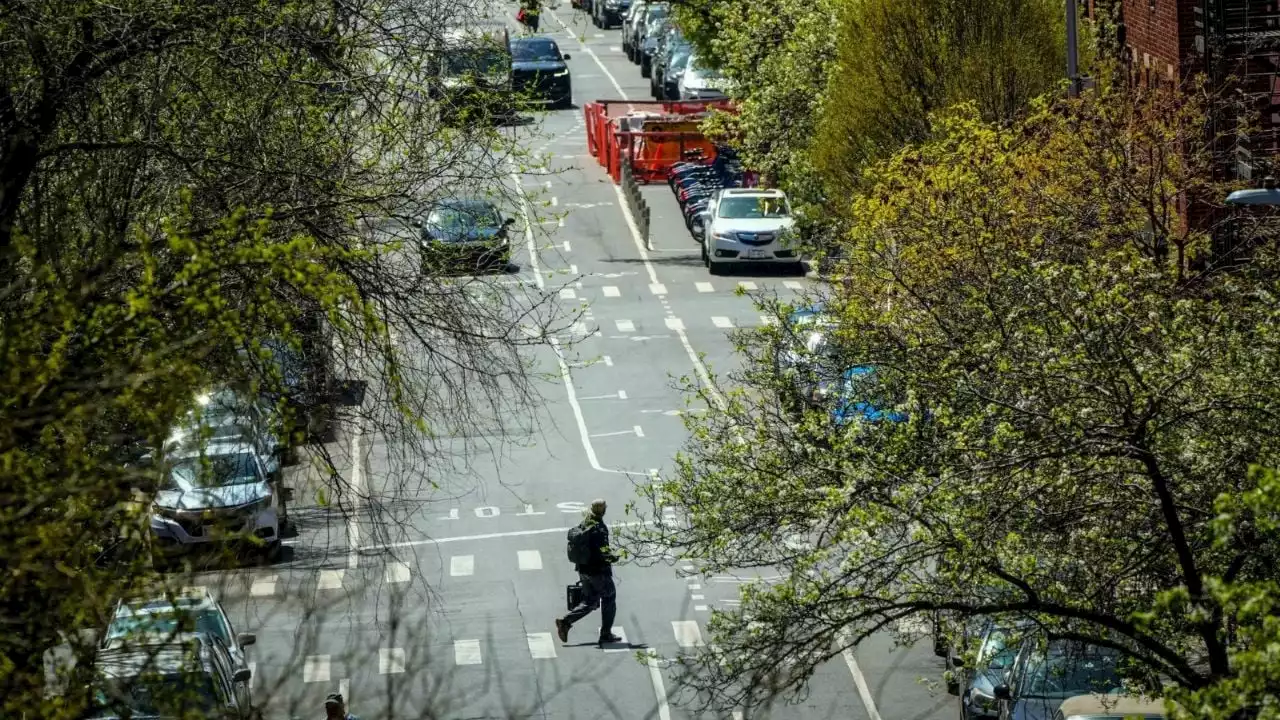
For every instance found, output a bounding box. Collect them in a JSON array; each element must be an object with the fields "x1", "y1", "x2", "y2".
[{"x1": 566, "y1": 522, "x2": 593, "y2": 565}]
